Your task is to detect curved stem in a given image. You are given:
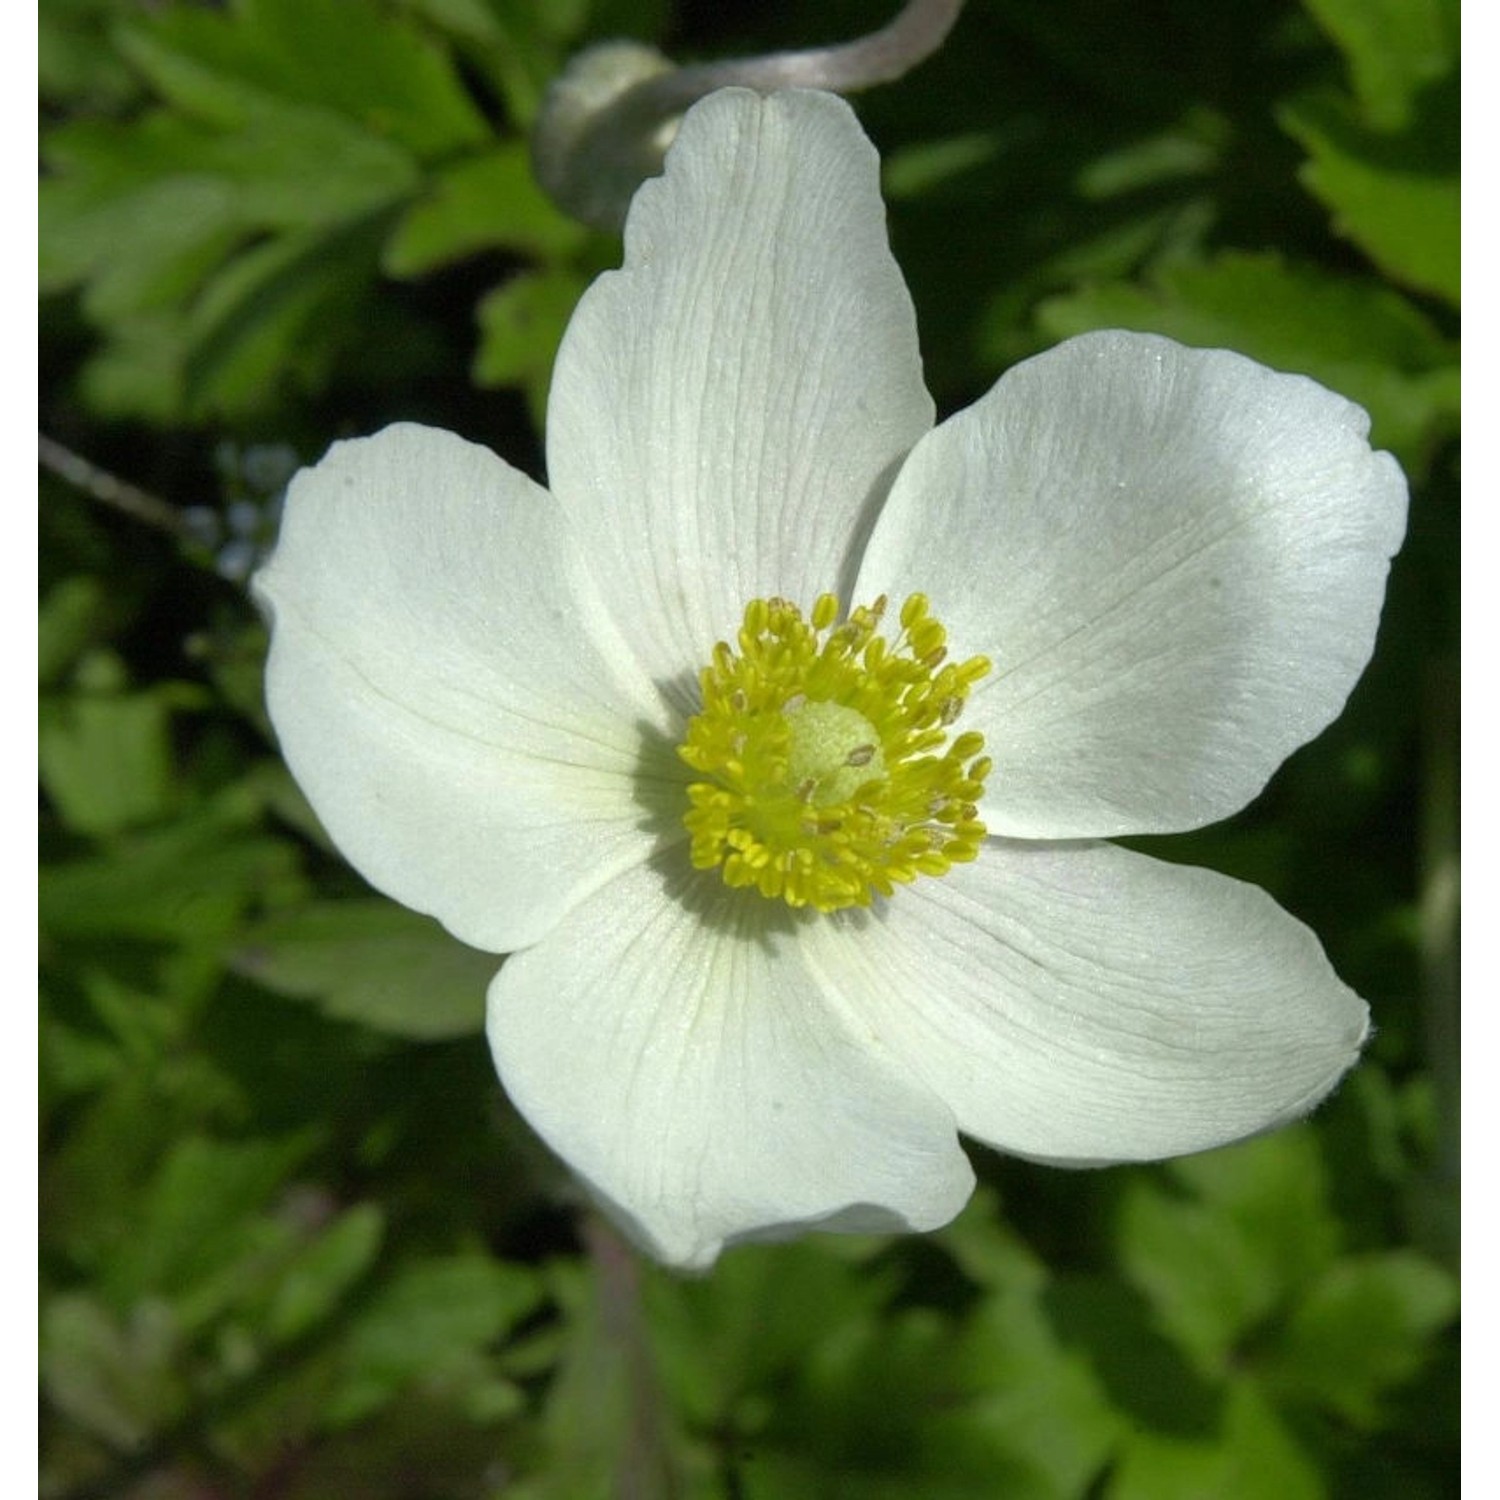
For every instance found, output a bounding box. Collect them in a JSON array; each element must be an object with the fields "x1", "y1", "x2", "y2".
[
  {"x1": 536, "y1": 0, "x2": 967, "y2": 229},
  {"x1": 637, "y1": 0, "x2": 965, "y2": 112}
]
